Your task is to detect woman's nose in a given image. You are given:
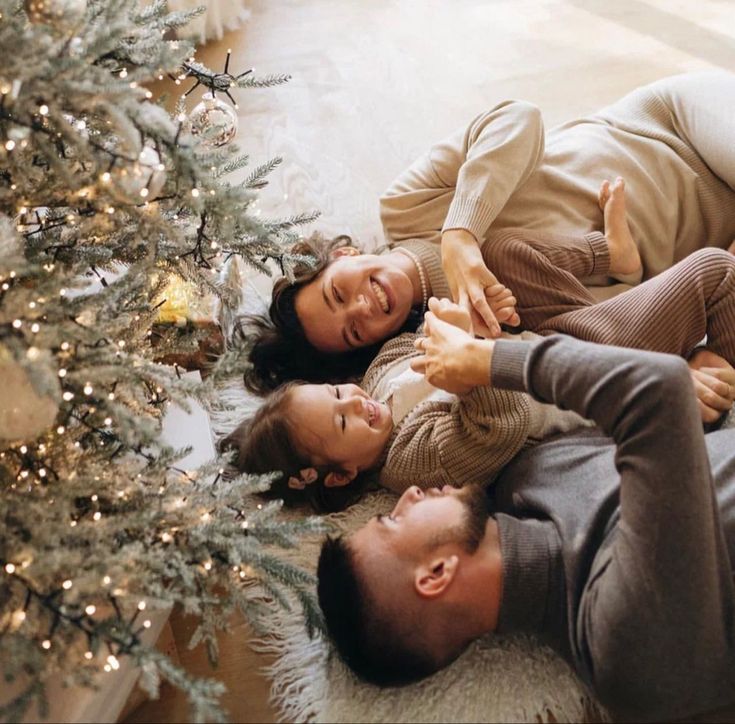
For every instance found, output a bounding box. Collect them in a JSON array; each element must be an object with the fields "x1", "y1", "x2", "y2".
[{"x1": 348, "y1": 293, "x2": 371, "y2": 318}]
